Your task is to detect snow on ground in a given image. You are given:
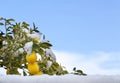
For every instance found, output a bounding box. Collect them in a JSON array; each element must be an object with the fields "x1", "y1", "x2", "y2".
[{"x1": 0, "y1": 74, "x2": 120, "y2": 83}]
